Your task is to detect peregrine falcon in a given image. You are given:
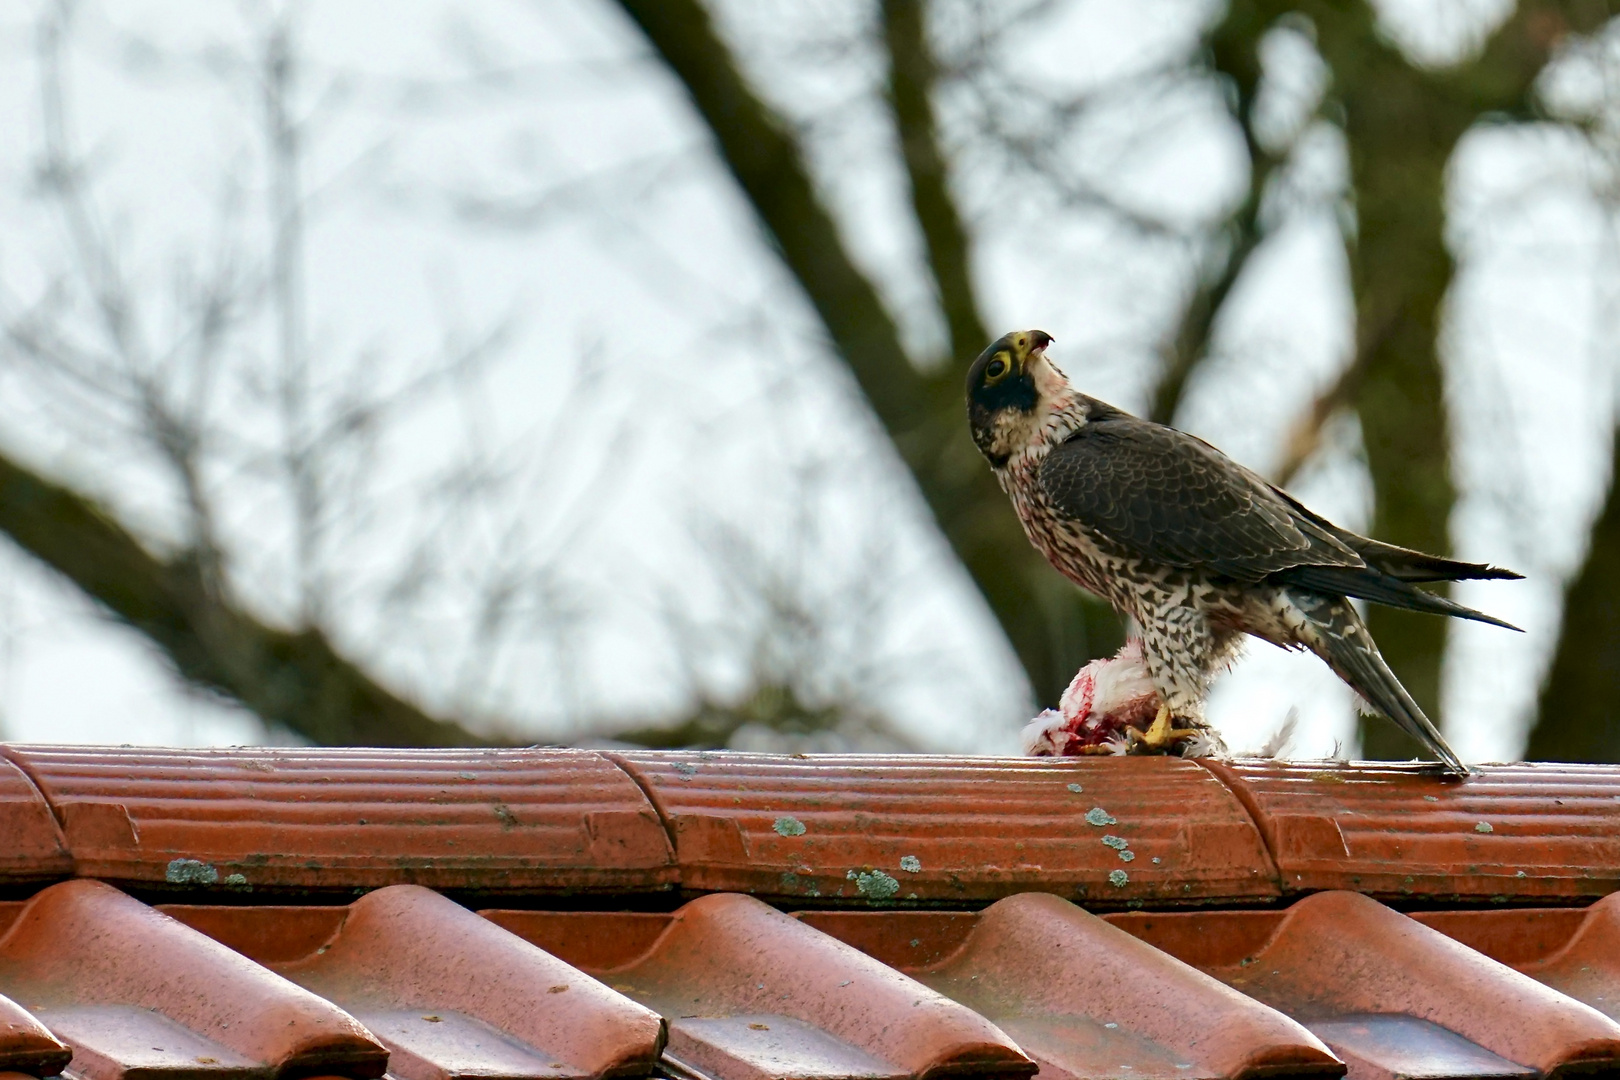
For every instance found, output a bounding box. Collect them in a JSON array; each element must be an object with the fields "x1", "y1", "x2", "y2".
[{"x1": 968, "y1": 329, "x2": 1521, "y2": 774}]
